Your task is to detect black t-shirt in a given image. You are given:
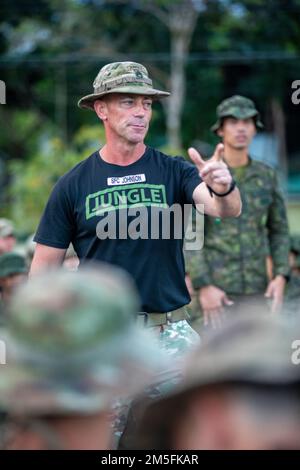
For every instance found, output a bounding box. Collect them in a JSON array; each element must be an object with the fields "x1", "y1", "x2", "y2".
[{"x1": 34, "y1": 147, "x2": 201, "y2": 312}]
